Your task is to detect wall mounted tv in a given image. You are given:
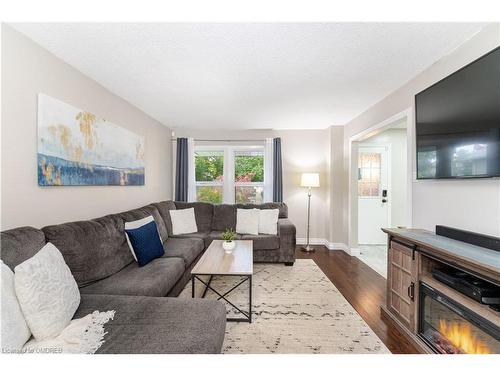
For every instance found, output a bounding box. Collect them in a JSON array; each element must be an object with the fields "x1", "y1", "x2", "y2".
[{"x1": 415, "y1": 47, "x2": 500, "y2": 179}]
